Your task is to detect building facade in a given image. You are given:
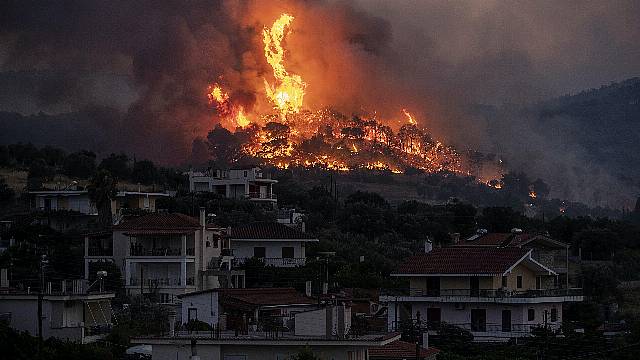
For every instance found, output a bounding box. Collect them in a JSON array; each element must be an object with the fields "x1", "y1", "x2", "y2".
[
  {"x1": 228, "y1": 222, "x2": 318, "y2": 268},
  {"x1": 381, "y1": 247, "x2": 583, "y2": 342},
  {"x1": 188, "y1": 167, "x2": 278, "y2": 205},
  {"x1": 85, "y1": 209, "x2": 223, "y2": 304}
]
